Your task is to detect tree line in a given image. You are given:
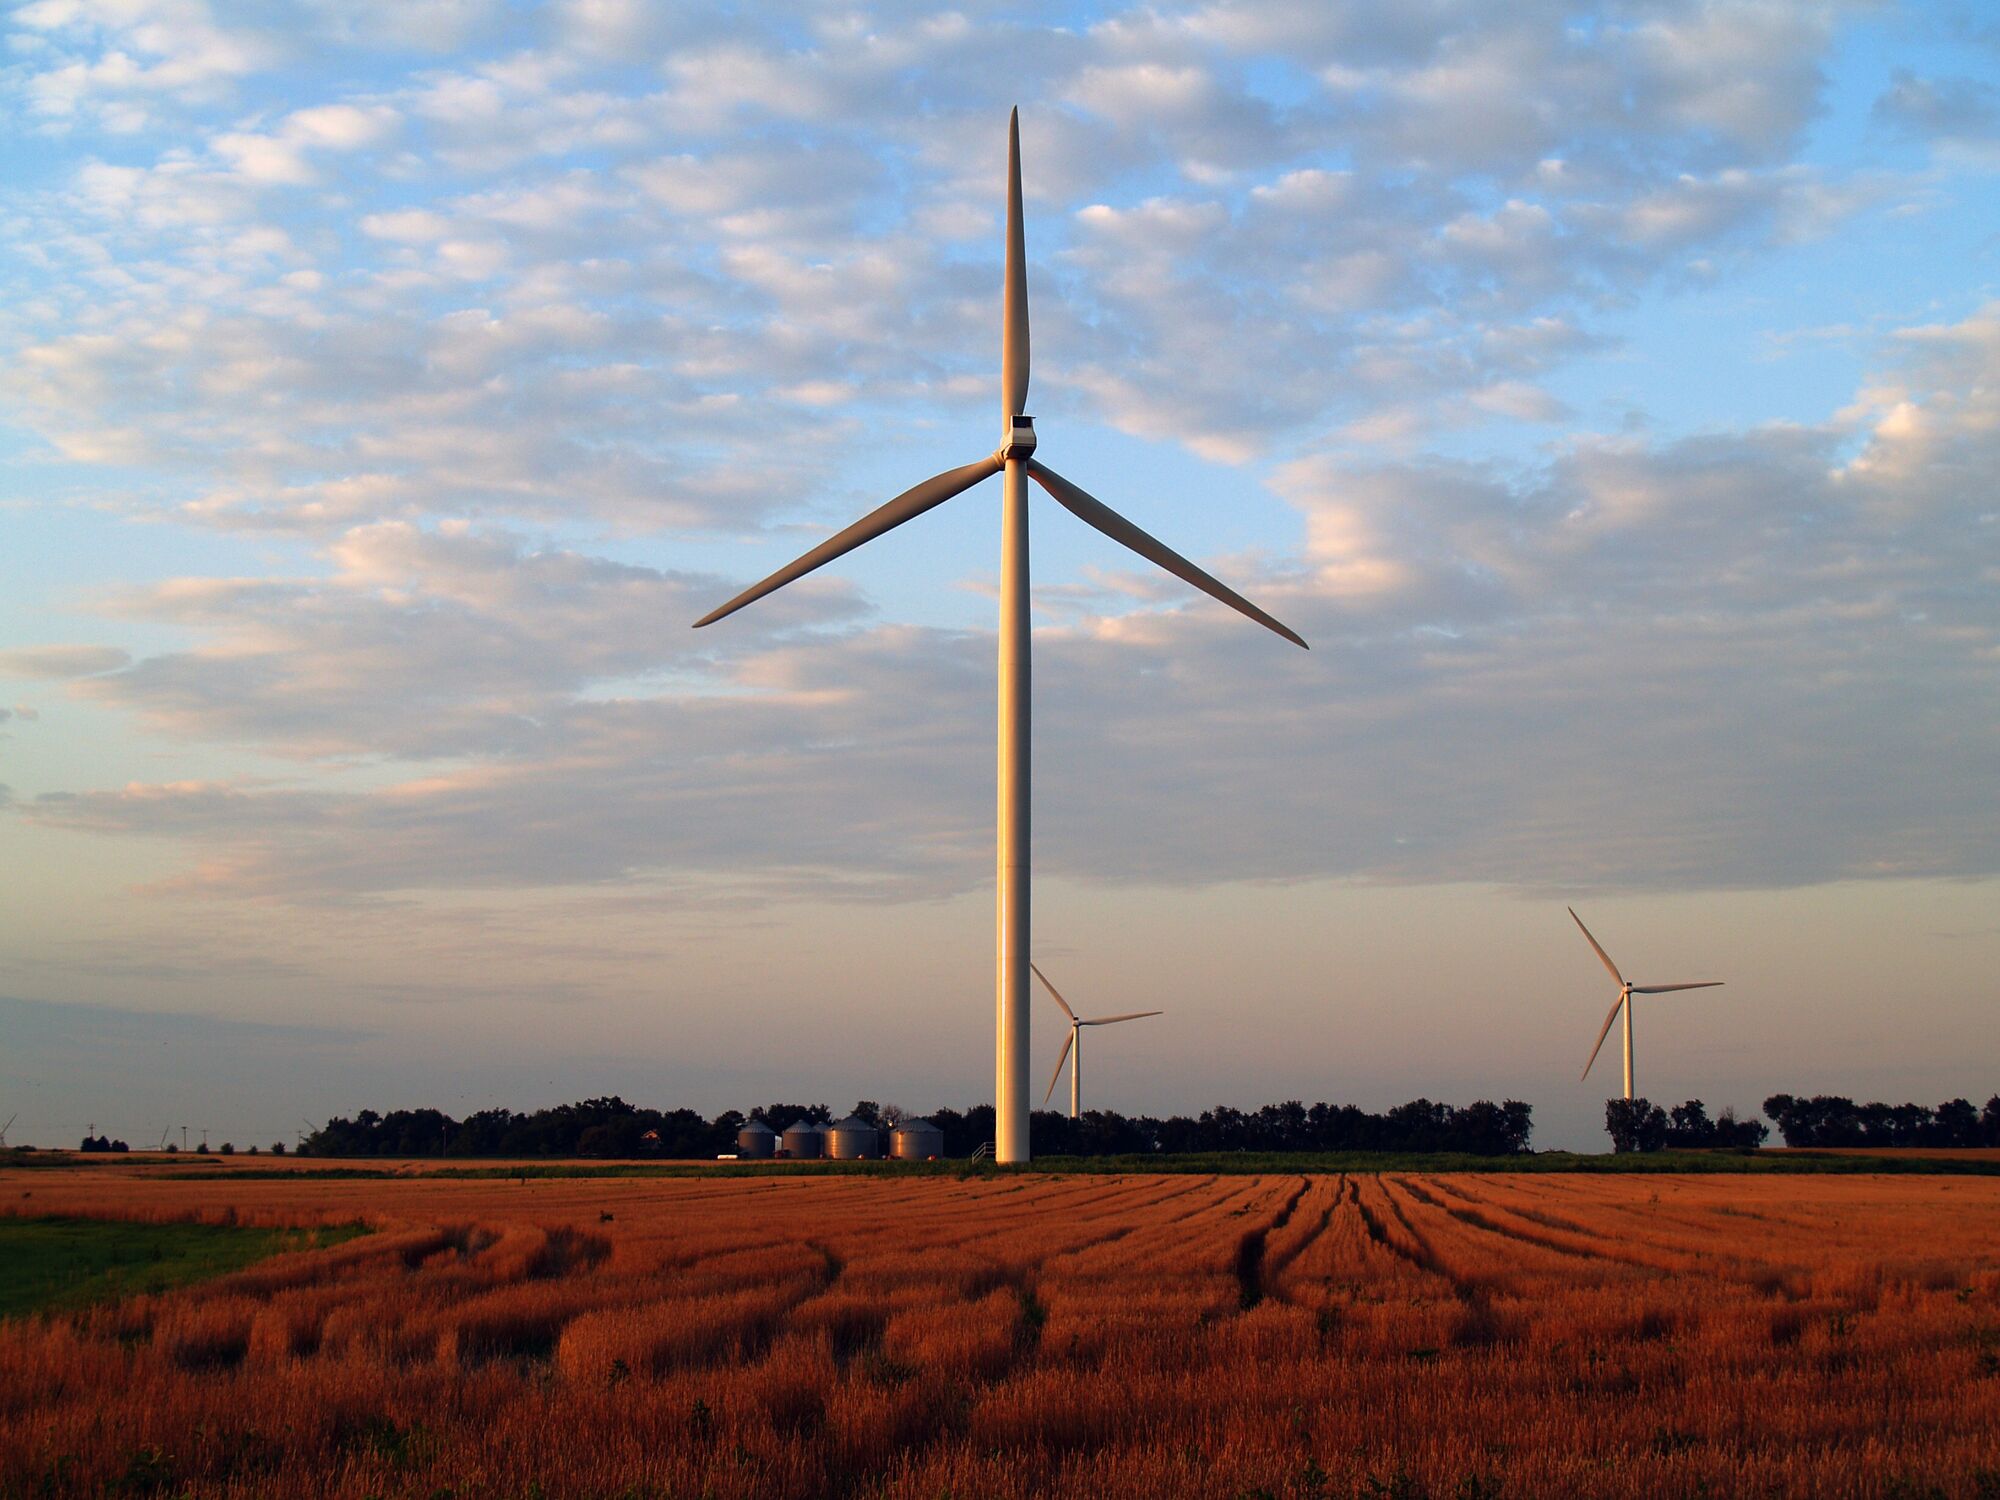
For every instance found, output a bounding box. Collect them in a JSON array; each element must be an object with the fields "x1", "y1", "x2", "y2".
[
  {"x1": 301, "y1": 1095, "x2": 1536, "y2": 1159},
  {"x1": 1602, "y1": 1094, "x2": 2000, "y2": 1153},
  {"x1": 1760, "y1": 1094, "x2": 2000, "y2": 1149},
  {"x1": 1602, "y1": 1099, "x2": 1770, "y2": 1153}
]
